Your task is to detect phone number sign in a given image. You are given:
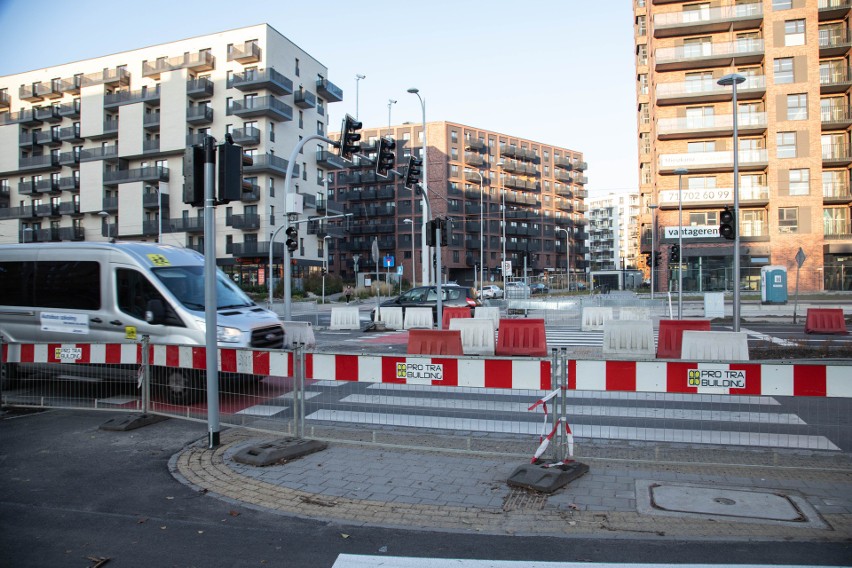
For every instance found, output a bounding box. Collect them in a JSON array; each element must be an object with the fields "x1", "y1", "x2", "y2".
[{"x1": 659, "y1": 189, "x2": 732, "y2": 204}]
